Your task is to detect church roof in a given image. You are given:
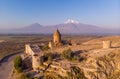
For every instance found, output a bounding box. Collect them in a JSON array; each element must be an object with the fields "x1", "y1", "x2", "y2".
[{"x1": 54, "y1": 28, "x2": 61, "y2": 36}]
